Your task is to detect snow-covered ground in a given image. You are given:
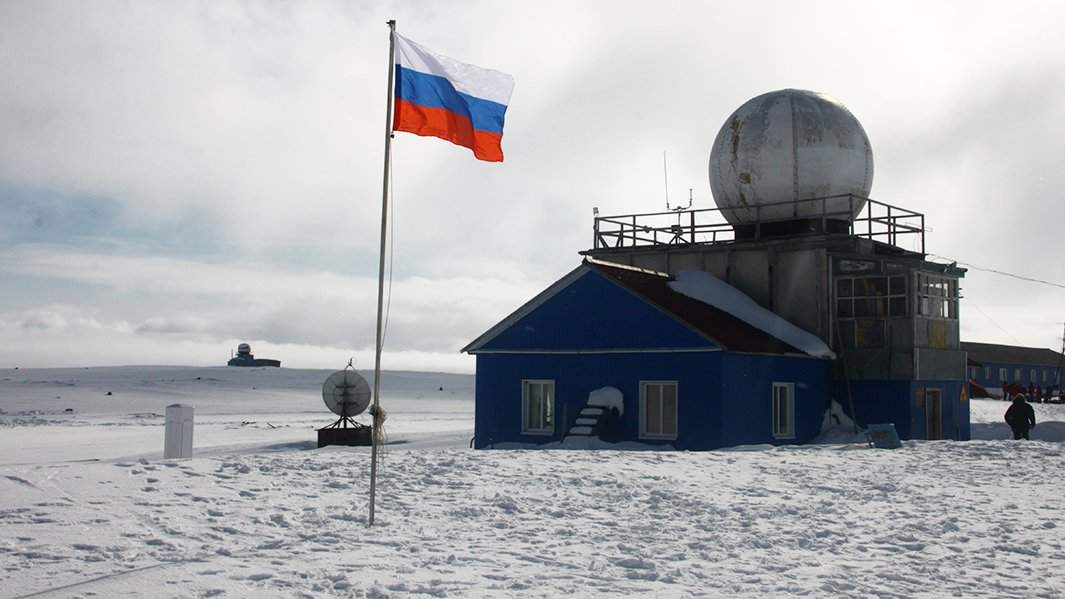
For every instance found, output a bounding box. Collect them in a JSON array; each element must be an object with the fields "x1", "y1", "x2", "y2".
[{"x1": 2, "y1": 367, "x2": 1065, "y2": 598}]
